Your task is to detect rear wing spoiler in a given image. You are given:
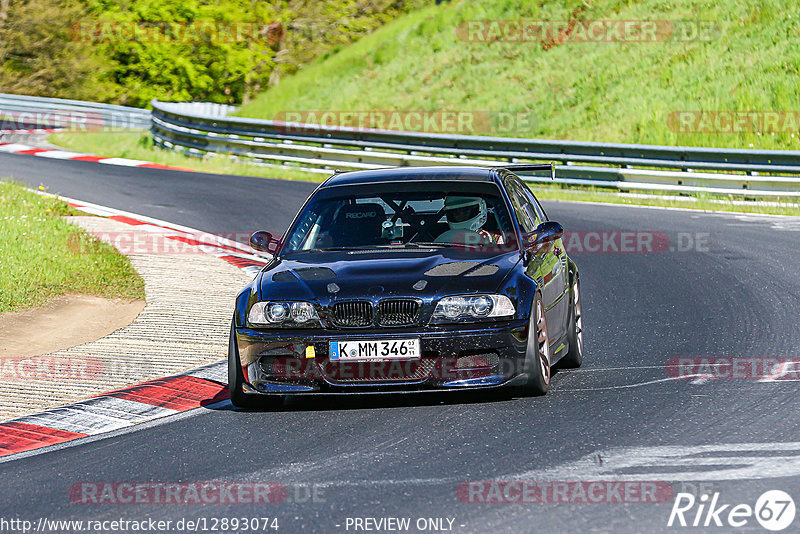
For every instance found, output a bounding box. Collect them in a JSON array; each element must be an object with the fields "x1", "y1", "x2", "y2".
[{"x1": 493, "y1": 162, "x2": 556, "y2": 181}]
